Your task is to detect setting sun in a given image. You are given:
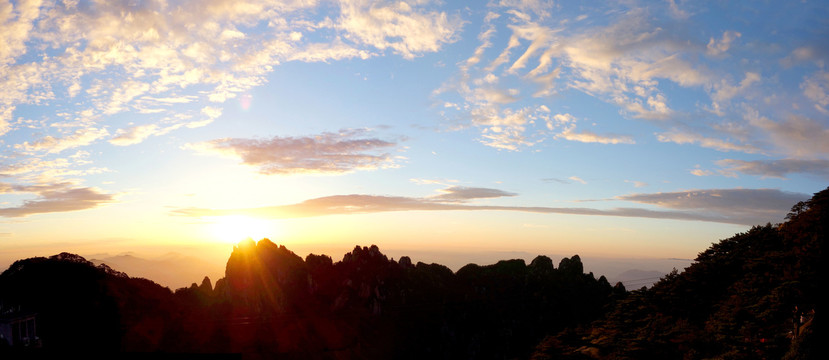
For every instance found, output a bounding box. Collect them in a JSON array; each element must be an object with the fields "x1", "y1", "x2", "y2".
[{"x1": 208, "y1": 215, "x2": 275, "y2": 244}]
